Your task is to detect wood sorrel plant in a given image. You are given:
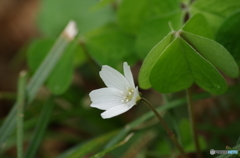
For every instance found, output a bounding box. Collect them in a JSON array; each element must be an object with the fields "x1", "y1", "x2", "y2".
[{"x1": 138, "y1": 14, "x2": 239, "y2": 158}]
